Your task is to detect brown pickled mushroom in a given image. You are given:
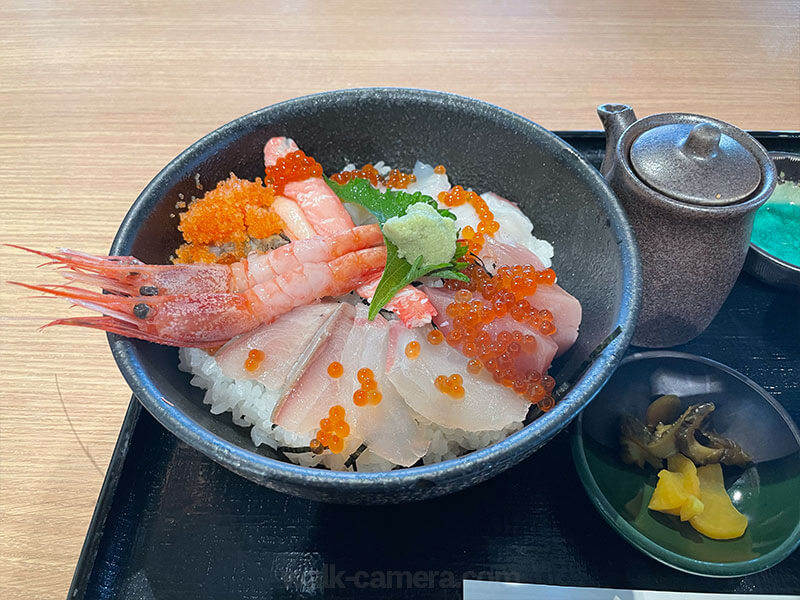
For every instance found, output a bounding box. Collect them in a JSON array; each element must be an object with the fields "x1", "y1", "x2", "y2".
[{"x1": 620, "y1": 397, "x2": 752, "y2": 469}]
